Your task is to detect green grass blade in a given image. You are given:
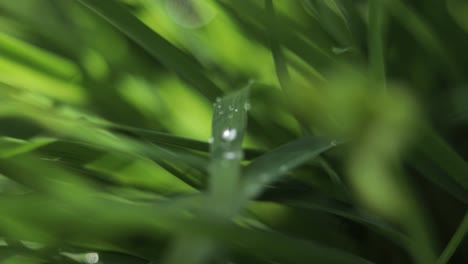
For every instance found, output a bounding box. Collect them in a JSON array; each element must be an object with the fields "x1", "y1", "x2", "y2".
[
  {"x1": 240, "y1": 137, "x2": 335, "y2": 202},
  {"x1": 368, "y1": 0, "x2": 386, "y2": 86},
  {"x1": 162, "y1": 86, "x2": 251, "y2": 264},
  {"x1": 417, "y1": 125, "x2": 468, "y2": 191},
  {"x1": 75, "y1": 0, "x2": 222, "y2": 100},
  {"x1": 383, "y1": 0, "x2": 460, "y2": 79},
  {"x1": 217, "y1": 0, "x2": 335, "y2": 70},
  {"x1": 0, "y1": 32, "x2": 80, "y2": 81},
  {"x1": 0, "y1": 136, "x2": 56, "y2": 159},
  {"x1": 437, "y1": 212, "x2": 468, "y2": 264},
  {"x1": 208, "y1": 85, "x2": 250, "y2": 214},
  {"x1": 408, "y1": 155, "x2": 468, "y2": 204}
]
